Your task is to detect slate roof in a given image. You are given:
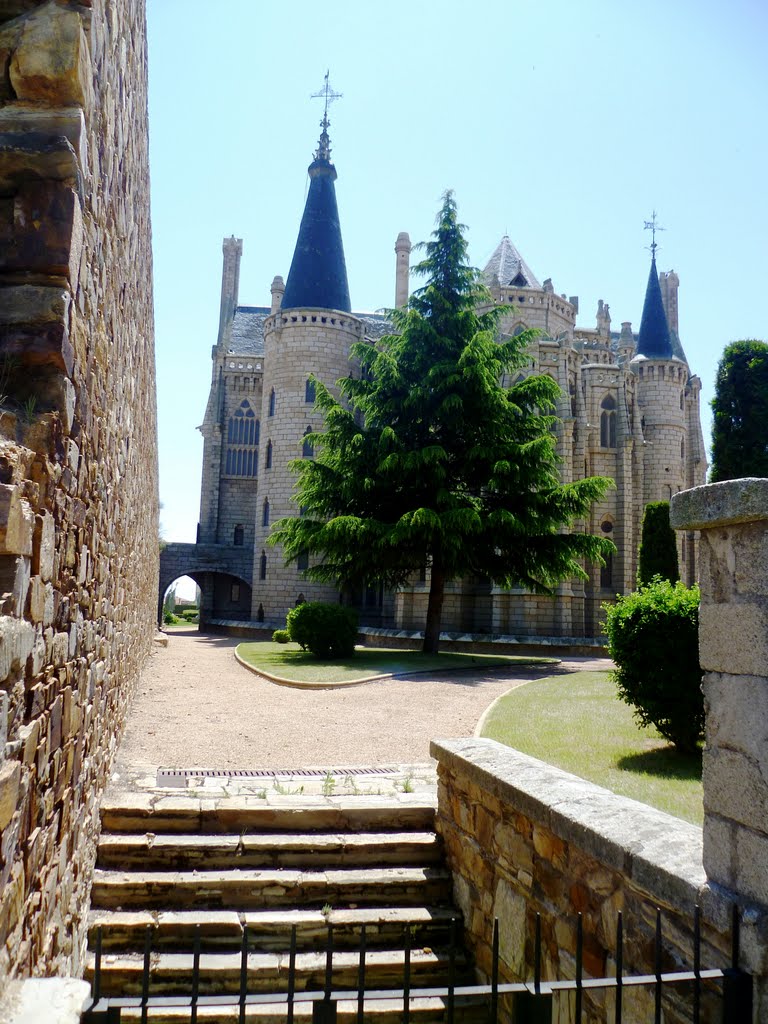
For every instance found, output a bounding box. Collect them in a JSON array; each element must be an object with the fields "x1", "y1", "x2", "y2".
[
  {"x1": 482, "y1": 235, "x2": 541, "y2": 290},
  {"x1": 636, "y1": 257, "x2": 674, "y2": 359},
  {"x1": 226, "y1": 307, "x2": 392, "y2": 357},
  {"x1": 282, "y1": 156, "x2": 351, "y2": 312}
]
